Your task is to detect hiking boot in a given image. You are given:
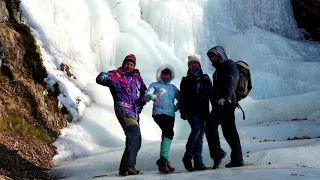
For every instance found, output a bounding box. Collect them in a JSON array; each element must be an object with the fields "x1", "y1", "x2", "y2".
[
  {"x1": 167, "y1": 160, "x2": 175, "y2": 172},
  {"x1": 225, "y1": 161, "x2": 245, "y2": 168},
  {"x1": 127, "y1": 166, "x2": 140, "y2": 175},
  {"x1": 119, "y1": 166, "x2": 140, "y2": 176},
  {"x1": 119, "y1": 166, "x2": 127, "y2": 176},
  {"x1": 182, "y1": 158, "x2": 193, "y2": 172},
  {"x1": 156, "y1": 157, "x2": 170, "y2": 174},
  {"x1": 194, "y1": 162, "x2": 208, "y2": 170},
  {"x1": 212, "y1": 151, "x2": 227, "y2": 169},
  {"x1": 158, "y1": 167, "x2": 173, "y2": 173},
  {"x1": 158, "y1": 164, "x2": 175, "y2": 172}
]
